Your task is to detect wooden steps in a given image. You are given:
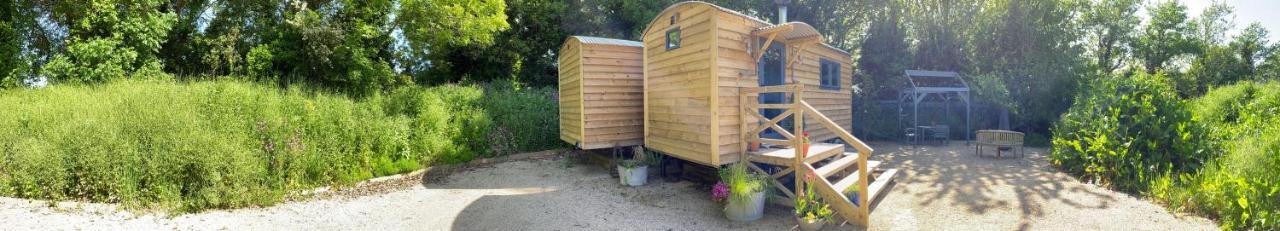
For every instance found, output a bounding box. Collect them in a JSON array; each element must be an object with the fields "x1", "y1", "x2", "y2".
[
  {"x1": 804, "y1": 152, "x2": 897, "y2": 227},
  {"x1": 866, "y1": 169, "x2": 899, "y2": 209},
  {"x1": 742, "y1": 142, "x2": 899, "y2": 227},
  {"x1": 738, "y1": 84, "x2": 899, "y2": 229},
  {"x1": 747, "y1": 143, "x2": 843, "y2": 166}
]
